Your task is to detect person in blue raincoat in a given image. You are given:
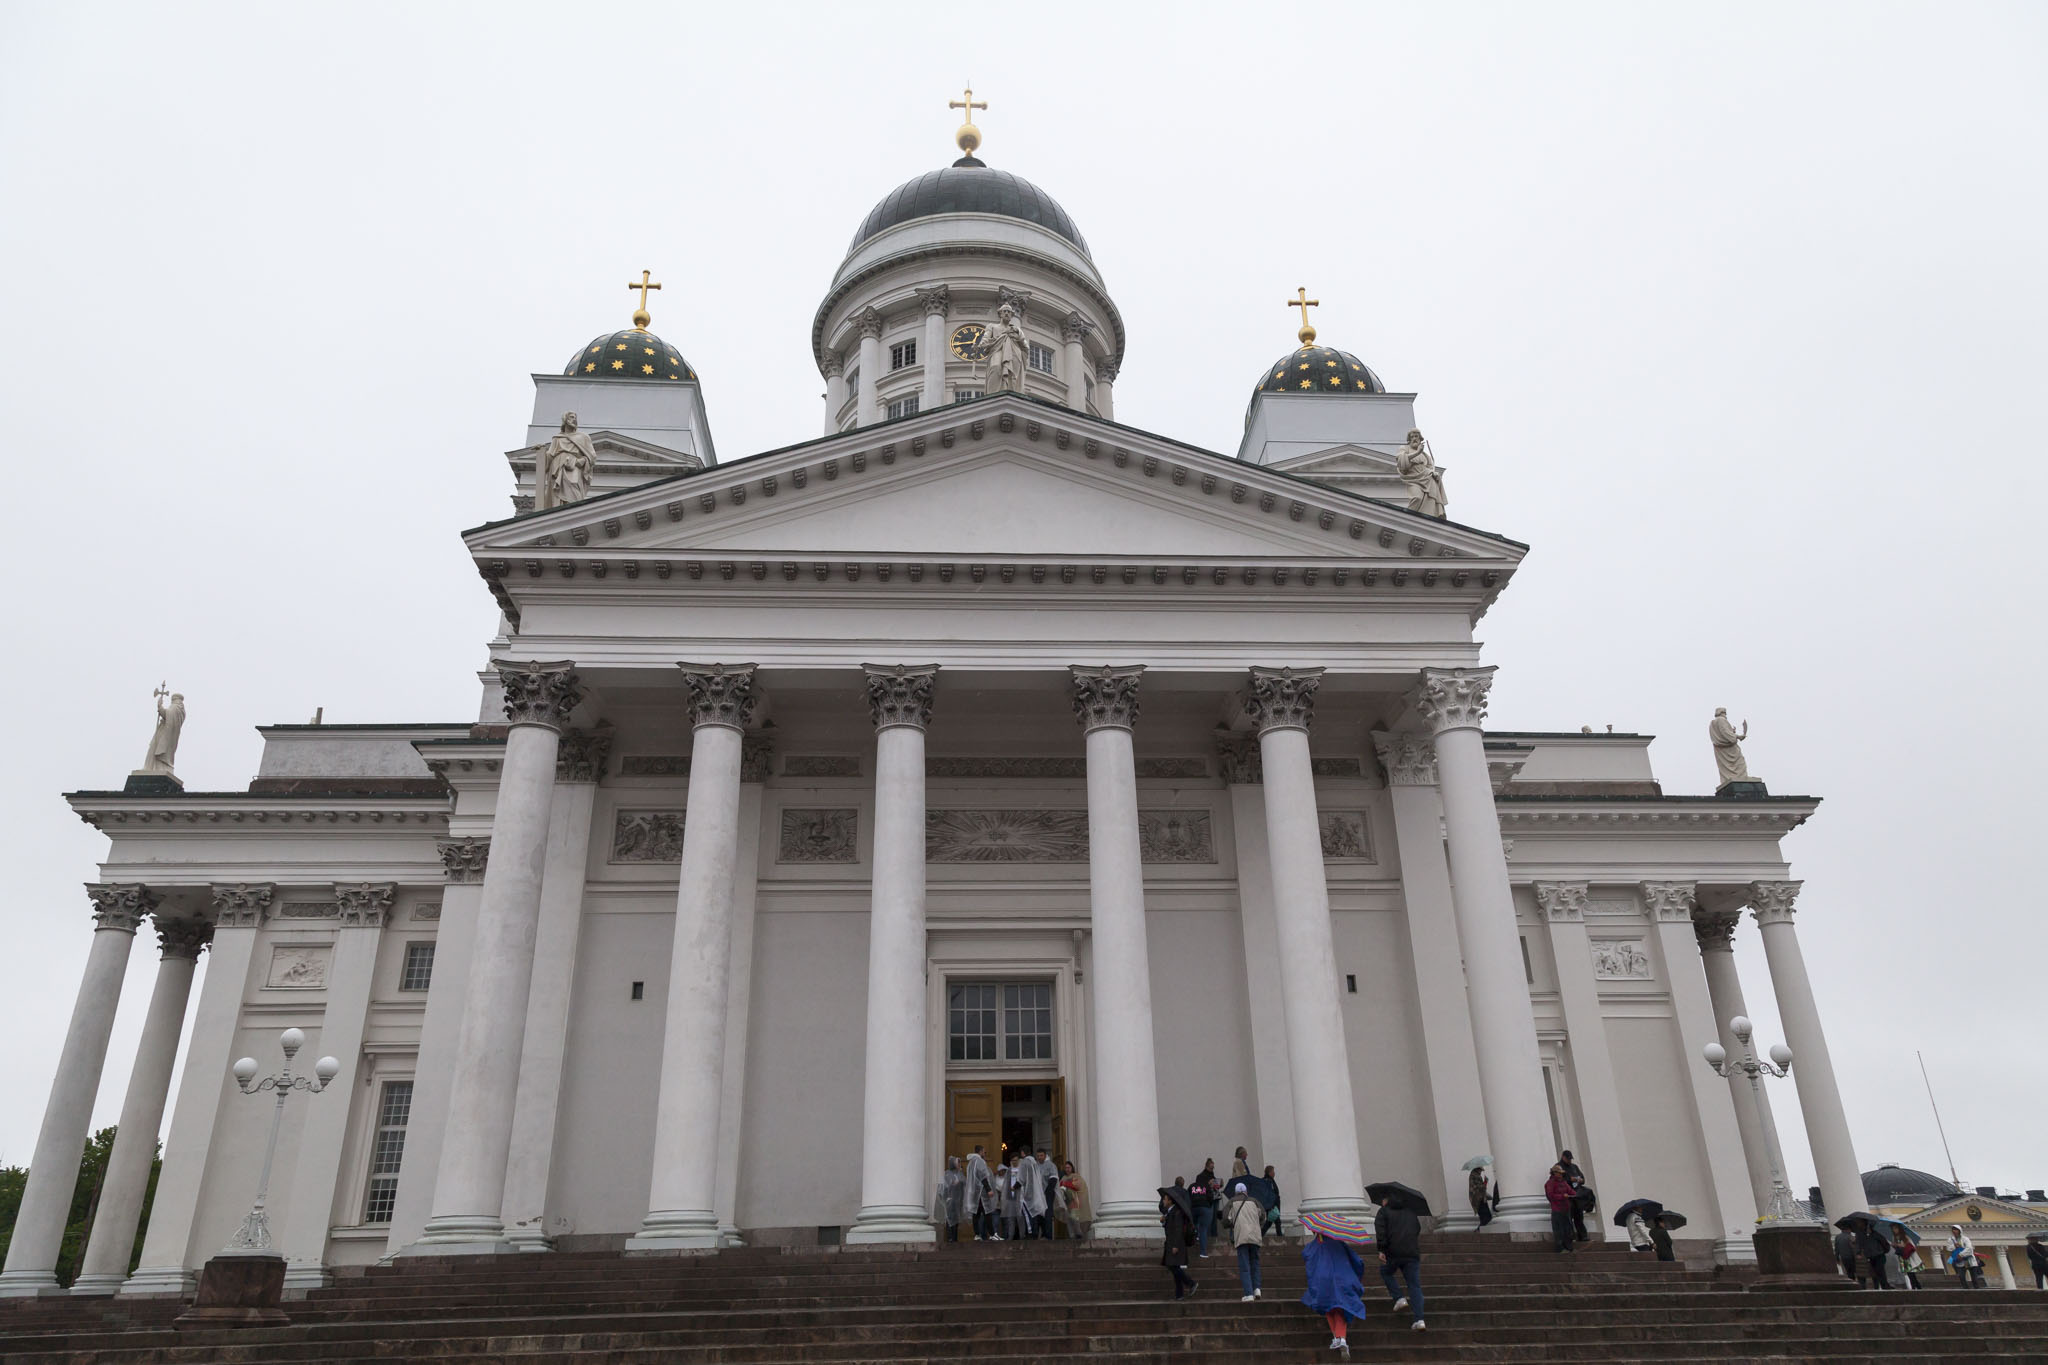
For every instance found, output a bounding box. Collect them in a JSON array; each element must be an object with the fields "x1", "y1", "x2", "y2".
[{"x1": 1301, "y1": 1228, "x2": 1367, "y2": 1353}]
